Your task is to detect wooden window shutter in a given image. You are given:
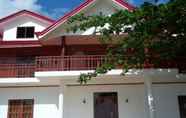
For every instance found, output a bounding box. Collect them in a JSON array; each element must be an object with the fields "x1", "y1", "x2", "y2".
[{"x1": 8, "y1": 99, "x2": 34, "y2": 118}]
